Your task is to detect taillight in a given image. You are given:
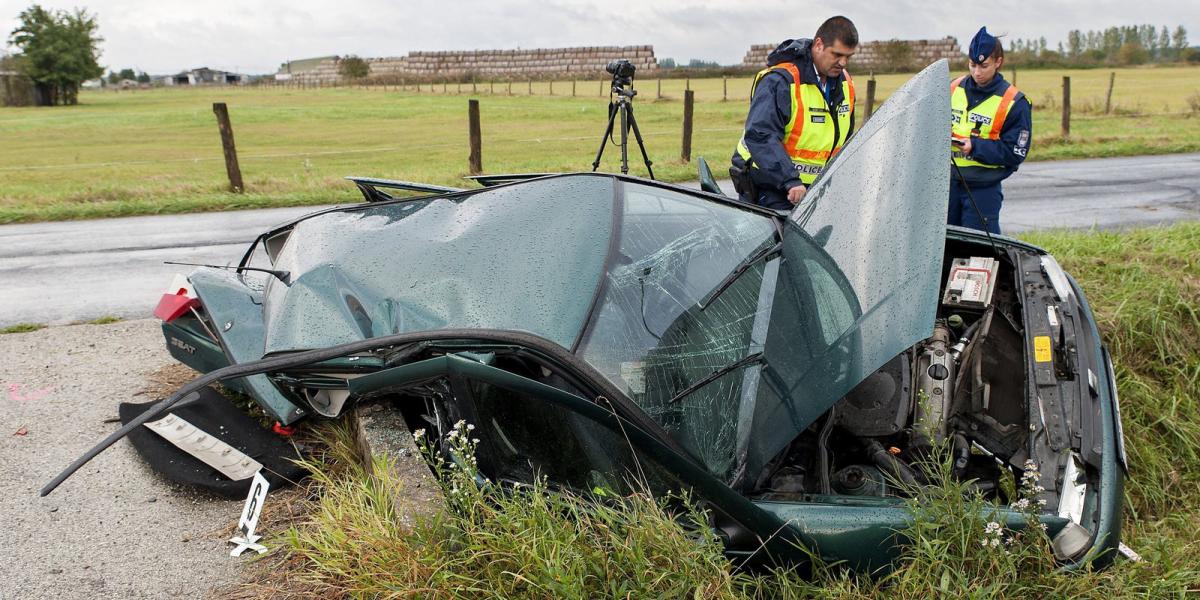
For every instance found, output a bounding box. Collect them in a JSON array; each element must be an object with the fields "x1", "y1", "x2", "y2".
[{"x1": 154, "y1": 274, "x2": 199, "y2": 322}]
